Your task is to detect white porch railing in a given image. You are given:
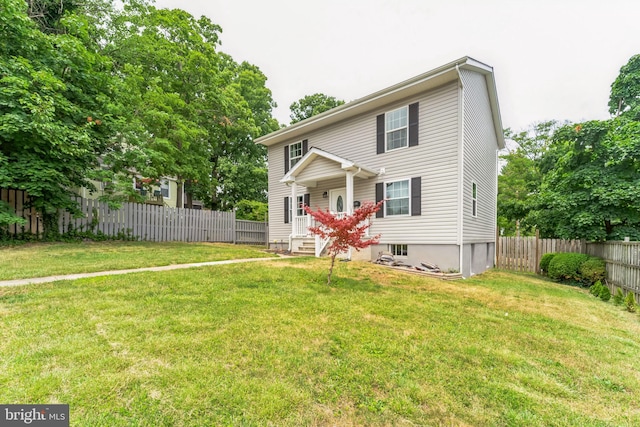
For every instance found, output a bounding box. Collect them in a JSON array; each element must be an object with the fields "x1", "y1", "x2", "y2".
[
  {"x1": 293, "y1": 213, "x2": 370, "y2": 257},
  {"x1": 293, "y1": 215, "x2": 313, "y2": 237}
]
